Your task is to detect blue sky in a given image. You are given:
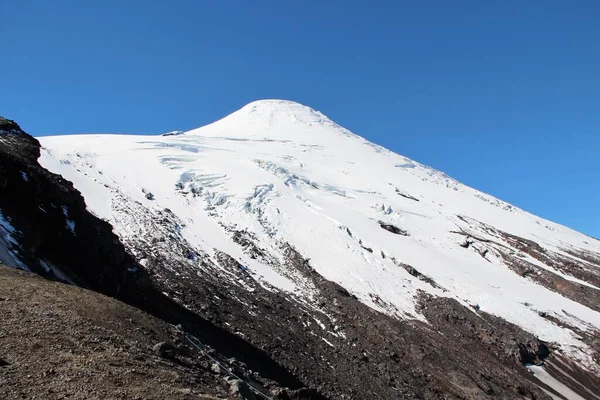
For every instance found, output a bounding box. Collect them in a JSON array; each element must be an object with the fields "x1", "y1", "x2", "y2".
[{"x1": 1, "y1": 1, "x2": 599, "y2": 237}]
